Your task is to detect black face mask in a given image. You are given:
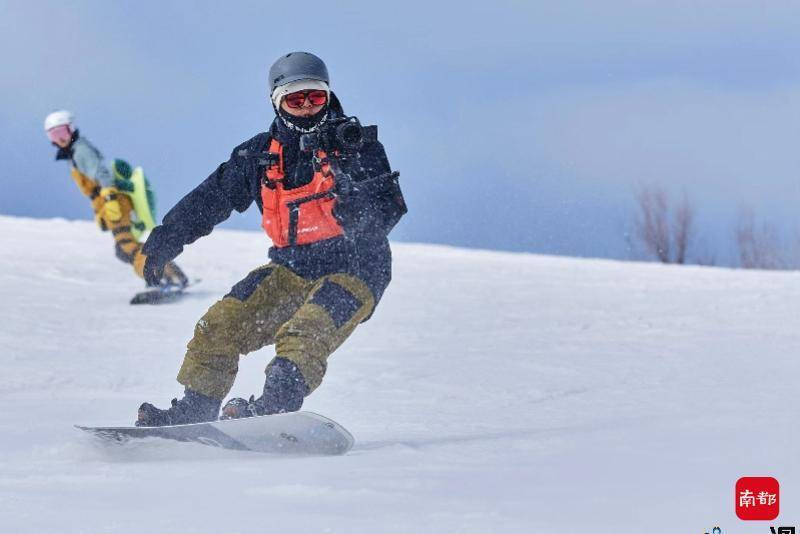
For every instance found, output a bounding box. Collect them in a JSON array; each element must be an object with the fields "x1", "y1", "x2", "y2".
[
  {"x1": 277, "y1": 106, "x2": 329, "y2": 133},
  {"x1": 54, "y1": 129, "x2": 80, "y2": 161}
]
